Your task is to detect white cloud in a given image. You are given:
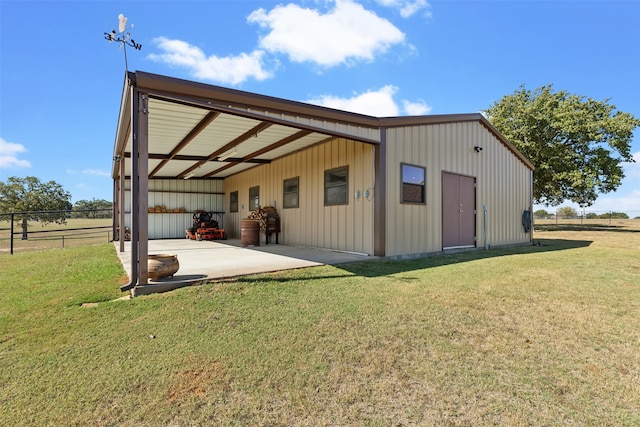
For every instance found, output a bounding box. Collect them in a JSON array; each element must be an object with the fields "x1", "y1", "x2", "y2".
[
  {"x1": 82, "y1": 169, "x2": 110, "y2": 177},
  {"x1": 623, "y1": 151, "x2": 640, "y2": 180},
  {"x1": 375, "y1": 0, "x2": 431, "y2": 18},
  {"x1": 148, "y1": 37, "x2": 273, "y2": 85},
  {"x1": 305, "y1": 86, "x2": 431, "y2": 117},
  {"x1": 0, "y1": 137, "x2": 31, "y2": 169},
  {"x1": 67, "y1": 168, "x2": 110, "y2": 177},
  {"x1": 247, "y1": 0, "x2": 405, "y2": 67},
  {"x1": 306, "y1": 86, "x2": 400, "y2": 116},
  {"x1": 402, "y1": 99, "x2": 432, "y2": 115}
]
